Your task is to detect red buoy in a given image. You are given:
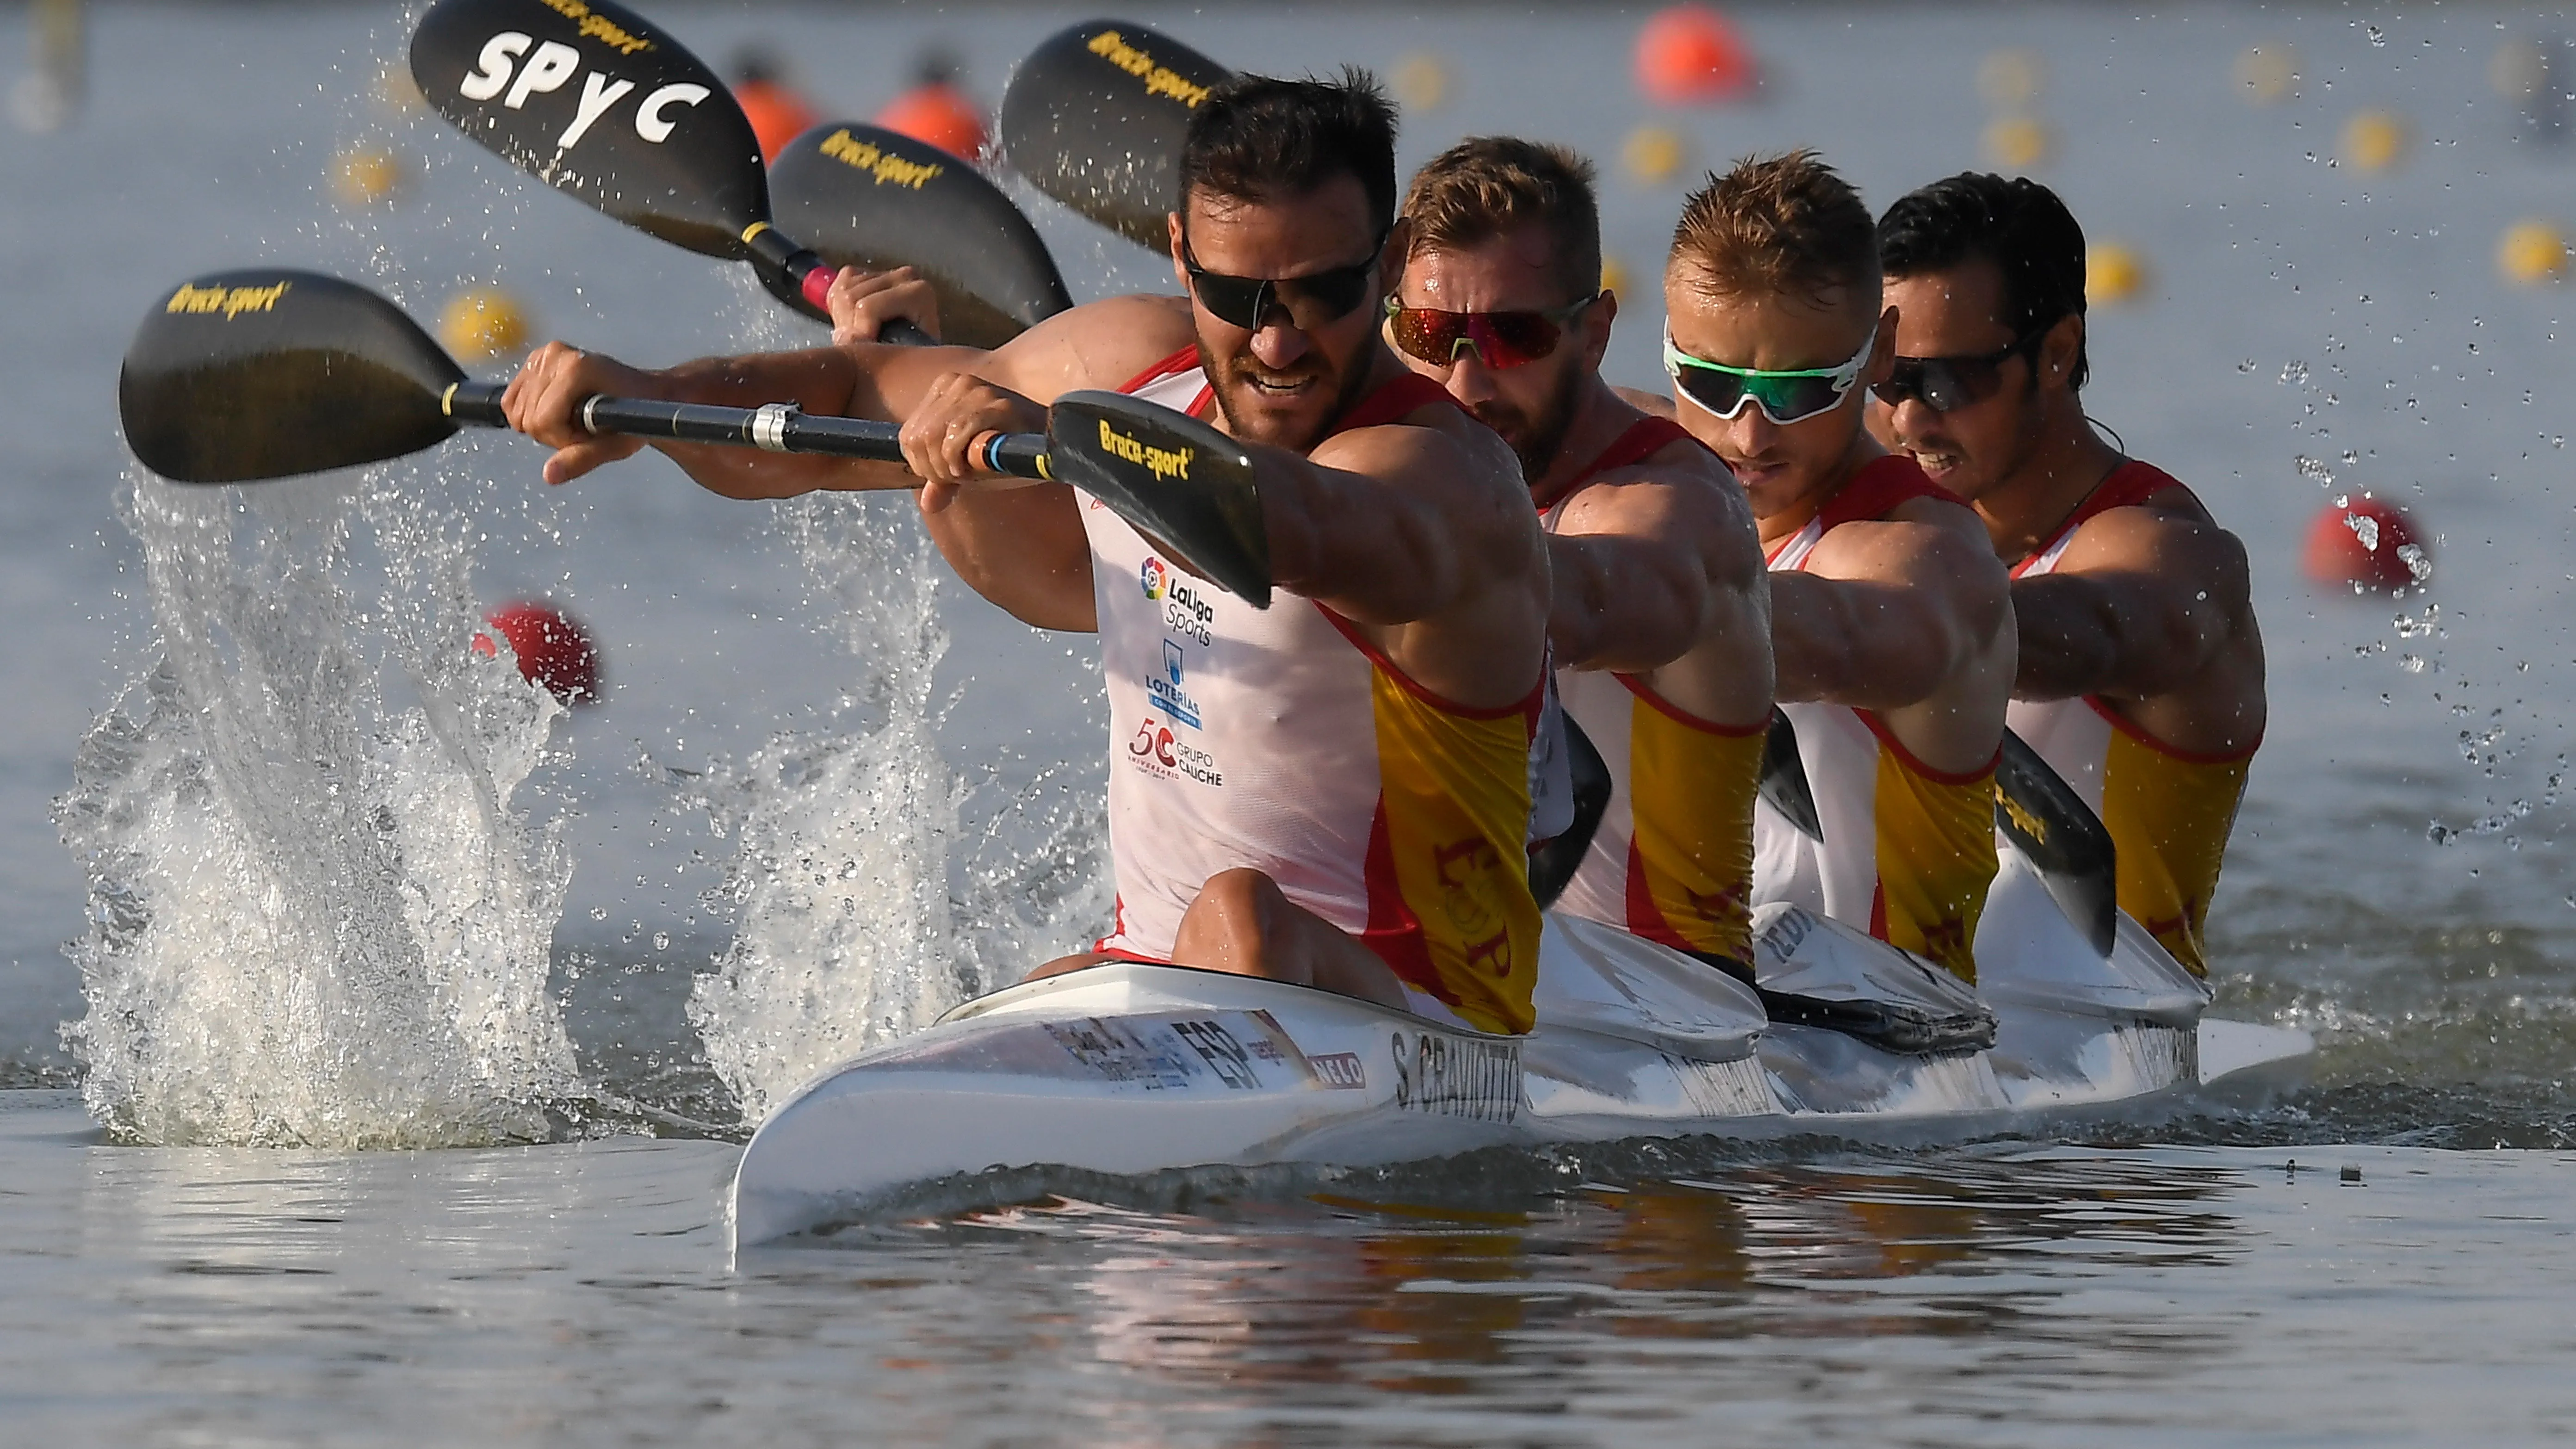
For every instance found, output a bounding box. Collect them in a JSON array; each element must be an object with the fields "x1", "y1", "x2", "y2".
[
  {"x1": 875, "y1": 82, "x2": 986, "y2": 161},
  {"x1": 472, "y1": 600, "x2": 602, "y2": 705},
  {"x1": 1636, "y1": 5, "x2": 1757, "y2": 106},
  {"x1": 2302, "y1": 498, "x2": 2429, "y2": 591}
]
